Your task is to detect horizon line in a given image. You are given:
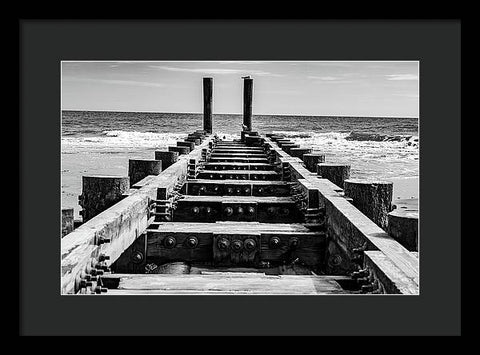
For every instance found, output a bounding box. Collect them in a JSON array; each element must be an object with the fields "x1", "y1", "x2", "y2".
[{"x1": 61, "y1": 109, "x2": 419, "y2": 119}]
